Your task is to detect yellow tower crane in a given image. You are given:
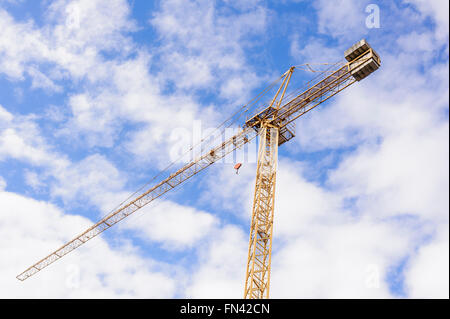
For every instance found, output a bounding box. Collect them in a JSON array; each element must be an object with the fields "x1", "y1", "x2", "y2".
[{"x1": 17, "y1": 39, "x2": 381, "y2": 299}]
